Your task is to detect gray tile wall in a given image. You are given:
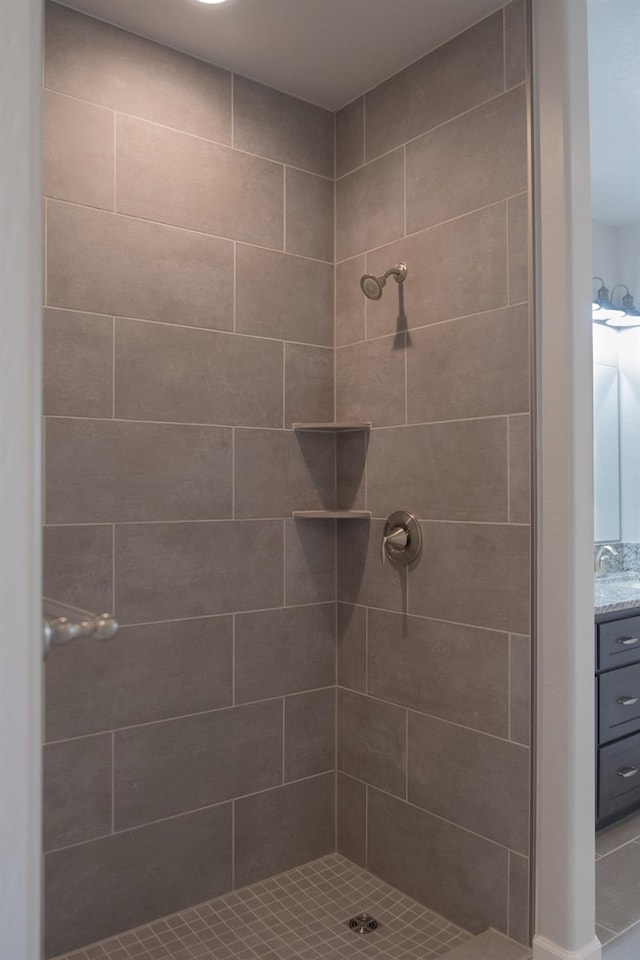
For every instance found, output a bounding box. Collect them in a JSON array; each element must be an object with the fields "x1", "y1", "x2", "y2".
[
  {"x1": 42, "y1": 3, "x2": 335, "y2": 954},
  {"x1": 43, "y1": 0, "x2": 533, "y2": 954},
  {"x1": 334, "y1": 0, "x2": 532, "y2": 944}
]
